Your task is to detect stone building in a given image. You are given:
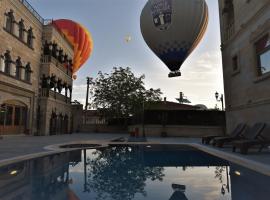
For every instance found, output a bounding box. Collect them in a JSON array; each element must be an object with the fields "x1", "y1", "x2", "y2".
[
  {"x1": 218, "y1": 0, "x2": 270, "y2": 132},
  {"x1": 0, "y1": 0, "x2": 74, "y2": 135}
]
